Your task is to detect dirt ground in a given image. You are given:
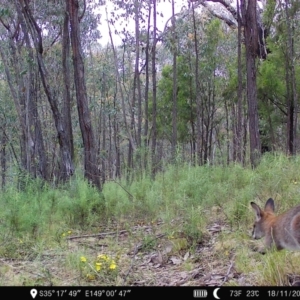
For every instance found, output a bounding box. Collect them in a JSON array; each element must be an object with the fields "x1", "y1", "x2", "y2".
[
  {"x1": 1, "y1": 216, "x2": 299, "y2": 286},
  {"x1": 0, "y1": 218, "x2": 243, "y2": 286}
]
